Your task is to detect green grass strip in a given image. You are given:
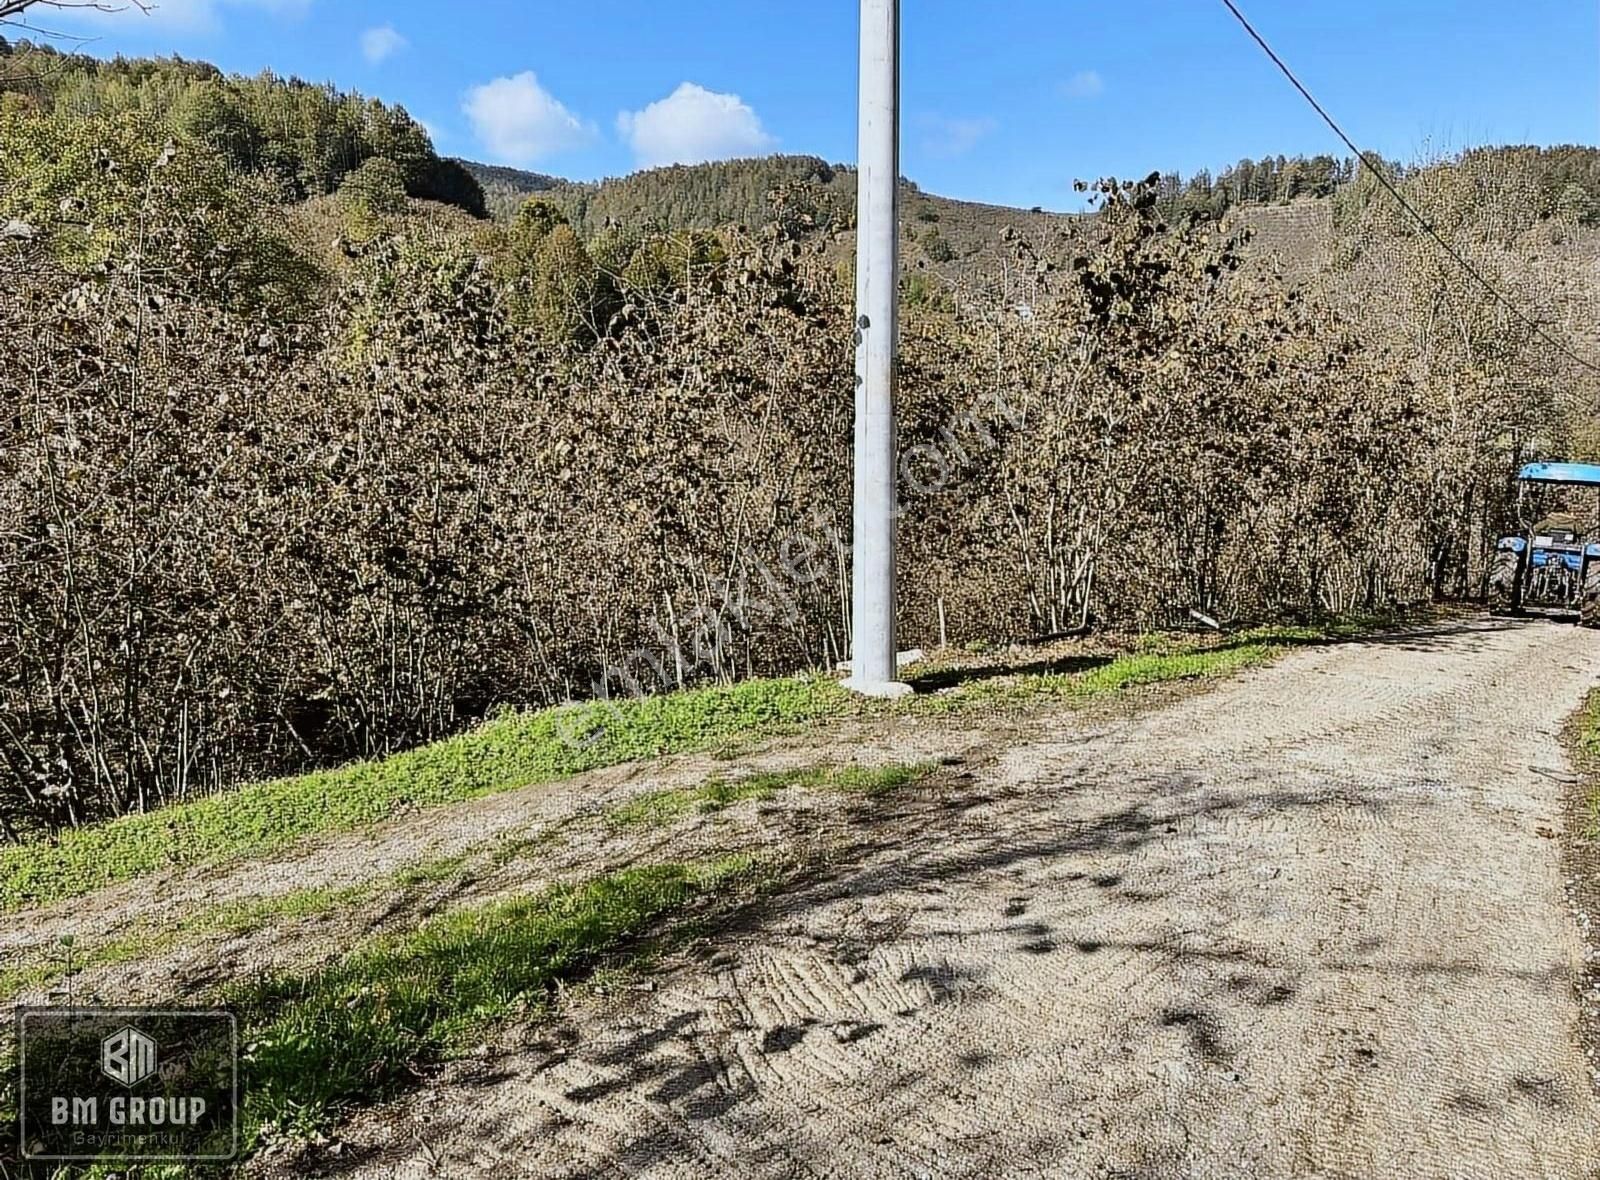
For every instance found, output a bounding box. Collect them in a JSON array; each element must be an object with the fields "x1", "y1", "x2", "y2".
[
  {"x1": 606, "y1": 761, "x2": 933, "y2": 828},
  {"x1": 235, "y1": 857, "x2": 753, "y2": 1136},
  {"x1": 917, "y1": 640, "x2": 1280, "y2": 711},
  {"x1": 1023, "y1": 642, "x2": 1278, "y2": 697},
  {"x1": 0, "y1": 676, "x2": 846, "y2": 913}
]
